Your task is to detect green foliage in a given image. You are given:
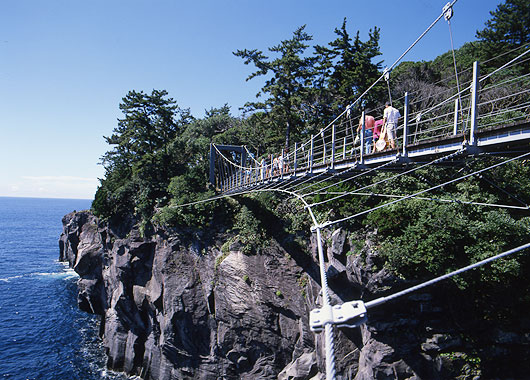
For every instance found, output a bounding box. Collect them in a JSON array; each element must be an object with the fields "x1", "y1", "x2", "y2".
[
  {"x1": 315, "y1": 18, "x2": 384, "y2": 112},
  {"x1": 366, "y1": 183, "x2": 530, "y2": 289},
  {"x1": 347, "y1": 240, "x2": 365, "y2": 257},
  {"x1": 232, "y1": 205, "x2": 267, "y2": 254},
  {"x1": 215, "y1": 112, "x2": 281, "y2": 157},
  {"x1": 92, "y1": 176, "x2": 135, "y2": 222},
  {"x1": 93, "y1": 89, "x2": 193, "y2": 221},
  {"x1": 93, "y1": 94, "x2": 244, "y2": 229},
  {"x1": 215, "y1": 251, "x2": 230, "y2": 270},
  {"x1": 476, "y1": 0, "x2": 530, "y2": 57},
  {"x1": 153, "y1": 195, "x2": 217, "y2": 229},
  {"x1": 369, "y1": 201, "x2": 467, "y2": 277},
  {"x1": 91, "y1": 8, "x2": 530, "y2": 322},
  {"x1": 234, "y1": 25, "x2": 316, "y2": 148},
  {"x1": 233, "y1": 19, "x2": 384, "y2": 148}
]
